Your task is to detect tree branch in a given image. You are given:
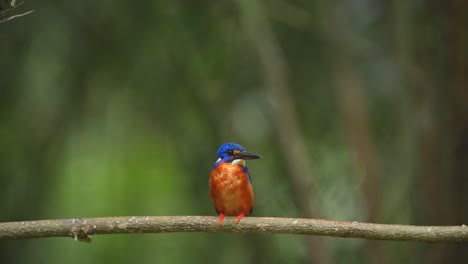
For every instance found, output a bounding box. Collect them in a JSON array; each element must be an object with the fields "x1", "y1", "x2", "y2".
[
  {"x1": 0, "y1": 216, "x2": 467, "y2": 243},
  {"x1": 0, "y1": 9, "x2": 33, "y2": 23},
  {"x1": 0, "y1": 0, "x2": 34, "y2": 23}
]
